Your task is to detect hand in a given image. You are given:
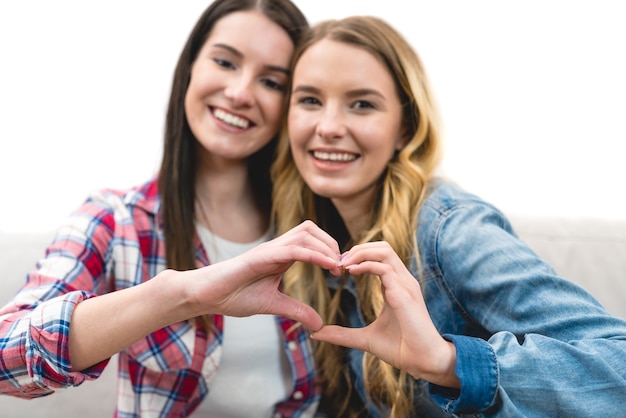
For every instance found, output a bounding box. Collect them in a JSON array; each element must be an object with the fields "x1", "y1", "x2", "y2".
[
  {"x1": 183, "y1": 220, "x2": 341, "y2": 331},
  {"x1": 310, "y1": 241, "x2": 460, "y2": 388}
]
